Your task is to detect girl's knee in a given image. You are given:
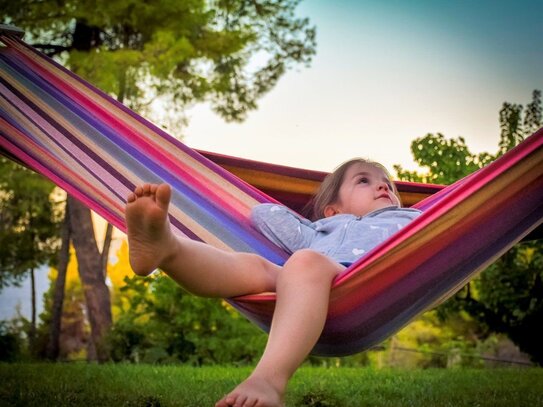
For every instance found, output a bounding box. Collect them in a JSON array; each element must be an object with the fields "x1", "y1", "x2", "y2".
[
  {"x1": 280, "y1": 250, "x2": 341, "y2": 283},
  {"x1": 287, "y1": 249, "x2": 327, "y2": 267}
]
